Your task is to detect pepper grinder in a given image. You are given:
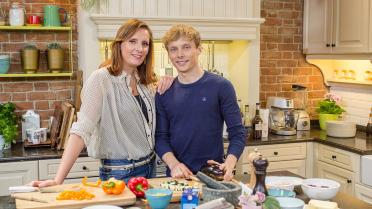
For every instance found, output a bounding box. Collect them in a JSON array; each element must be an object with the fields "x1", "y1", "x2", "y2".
[
  {"x1": 247, "y1": 148, "x2": 261, "y2": 189},
  {"x1": 252, "y1": 156, "x2": 269, "y2": 196}
]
